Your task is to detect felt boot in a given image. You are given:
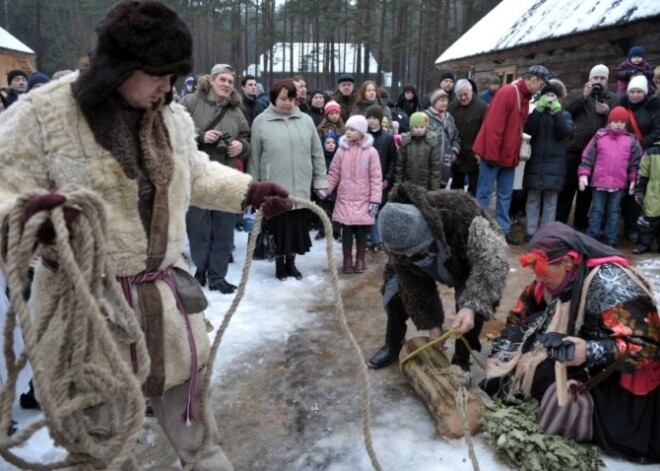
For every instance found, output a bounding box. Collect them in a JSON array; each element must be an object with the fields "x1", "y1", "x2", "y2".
[
  {"x1": 354, "y1": 242, "x2": 367, "y2": 273},
  {"x1": 342, "y1": 242, "x2": 354, "y2": 274}
]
